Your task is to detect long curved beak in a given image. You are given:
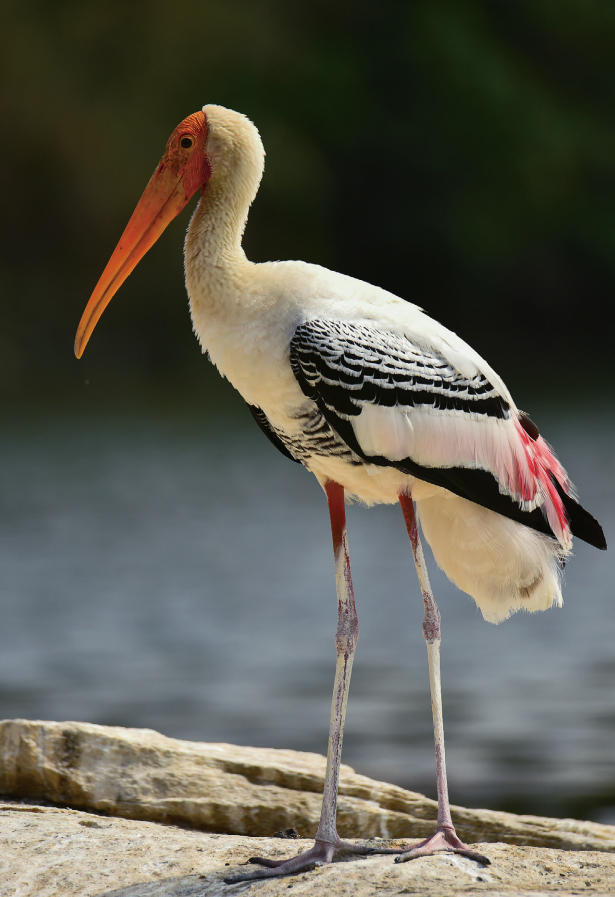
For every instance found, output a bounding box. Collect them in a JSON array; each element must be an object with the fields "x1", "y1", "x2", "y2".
[{"x1": 75, "y1": 111, "x2": 209, "y2": 358}]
